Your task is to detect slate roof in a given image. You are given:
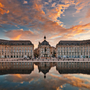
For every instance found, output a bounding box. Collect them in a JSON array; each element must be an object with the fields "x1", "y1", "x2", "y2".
[
  {"x1": 38, "y1": 36, "x2": 51, "y2": 46},
  {"x1": 40, "y1": 40, "x2": 50, "y2": 45},
  {"x1": 0, "y1": 39, "x2": 33, "y2": 45},
  {"x1": 57, "y1": 40, "x2": 90, "y2": 46}
]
